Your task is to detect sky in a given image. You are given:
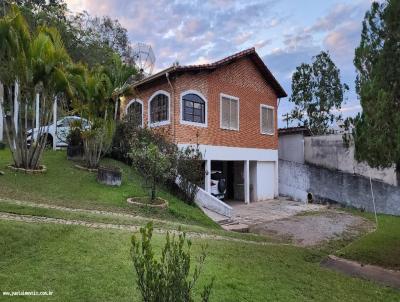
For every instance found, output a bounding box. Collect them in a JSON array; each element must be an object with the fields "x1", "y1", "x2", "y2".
[{"x1": 65, "y1": 0, "x2": 375, "y2": 127}]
